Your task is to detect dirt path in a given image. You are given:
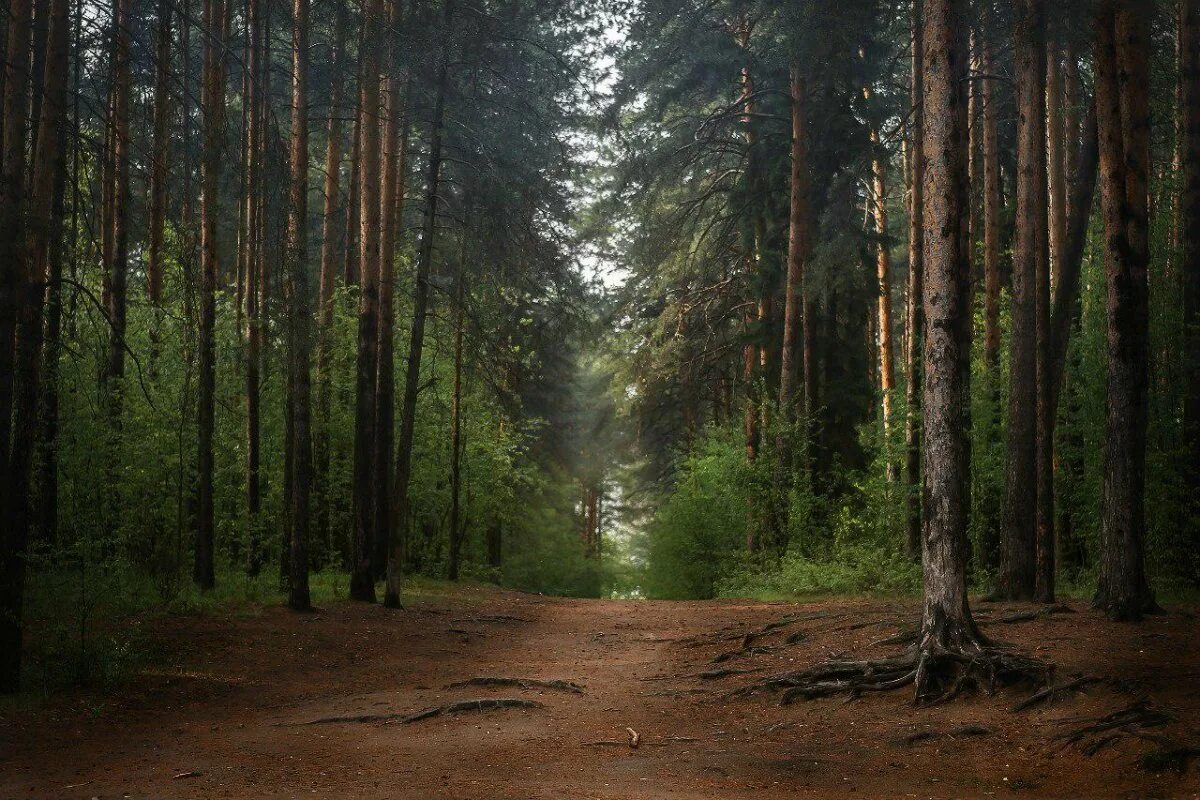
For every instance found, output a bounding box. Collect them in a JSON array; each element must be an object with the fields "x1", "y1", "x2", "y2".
[{"x1": 2, "y1": 584, "x2": 1198, "y2": 798}]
